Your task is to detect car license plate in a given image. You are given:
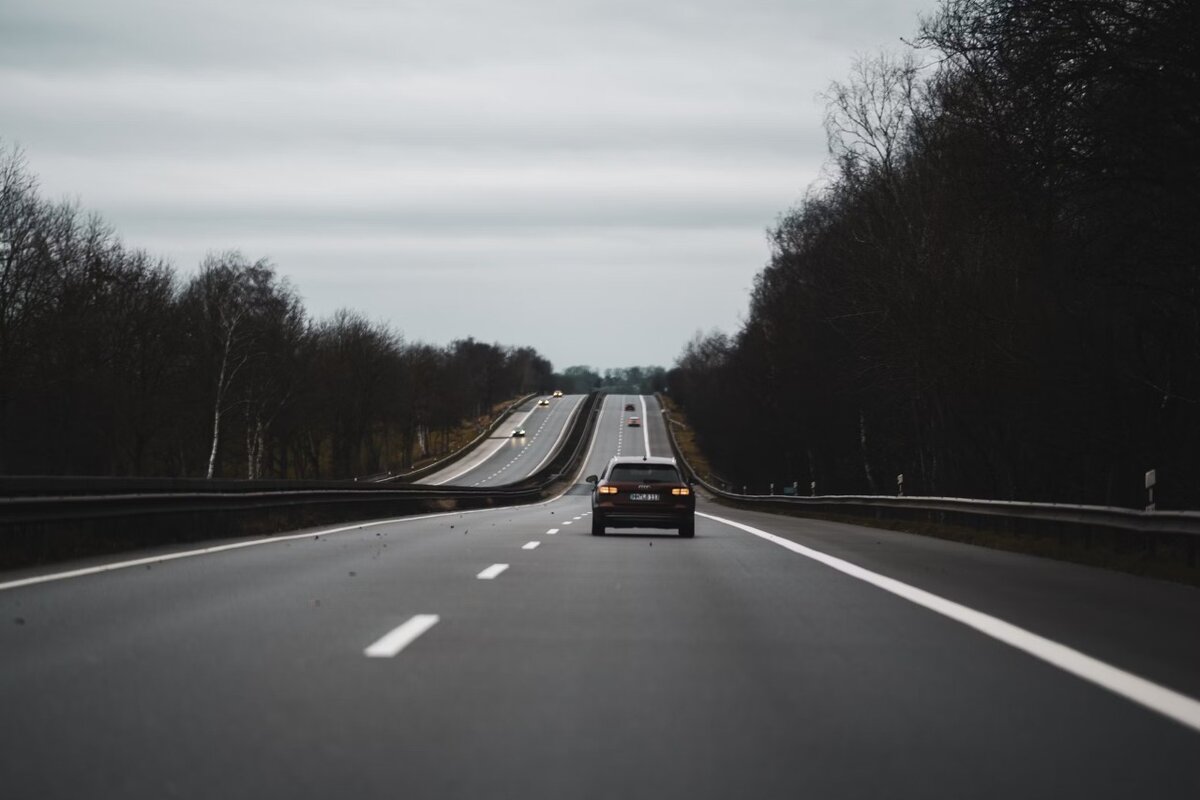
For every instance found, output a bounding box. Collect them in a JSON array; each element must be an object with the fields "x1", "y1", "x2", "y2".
[{"x1": 629, "y1": 493, "x2": 660, "y2": 501}]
